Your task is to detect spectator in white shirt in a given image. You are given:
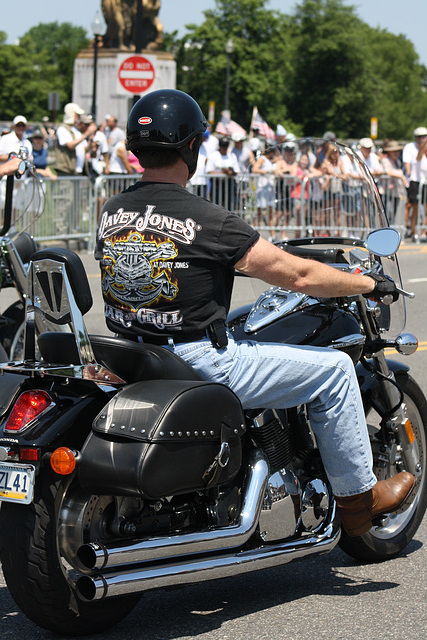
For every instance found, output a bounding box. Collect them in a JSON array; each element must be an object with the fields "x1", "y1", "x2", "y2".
[
  {"x1": 0, "y1": 115, "x2": 32, "y2": 165},
  {"x1": 402, "y1": 126, "x2": 427, "y2": 238},
  {"x1": 357, "y1": 138, "x2": 383, "y2": 177},
  {"x1": 55, "y1": 104, "x2": 96, "y2": 176},
  {"x1": 207, "y1": 136, "x2": 240, "y2": 209}
]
